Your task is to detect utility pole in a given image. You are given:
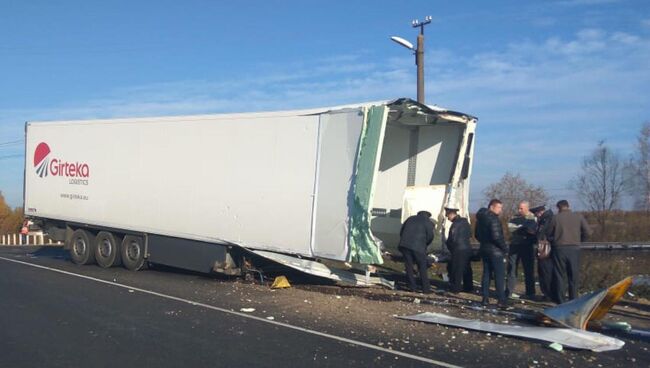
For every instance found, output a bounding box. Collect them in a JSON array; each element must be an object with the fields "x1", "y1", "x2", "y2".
[
  {"x1": 412, "y1": 16, "x2": 431, "y2": 104},
  {"x1": 391, "y1": 16, "x2": 432, "y2": 186}
]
